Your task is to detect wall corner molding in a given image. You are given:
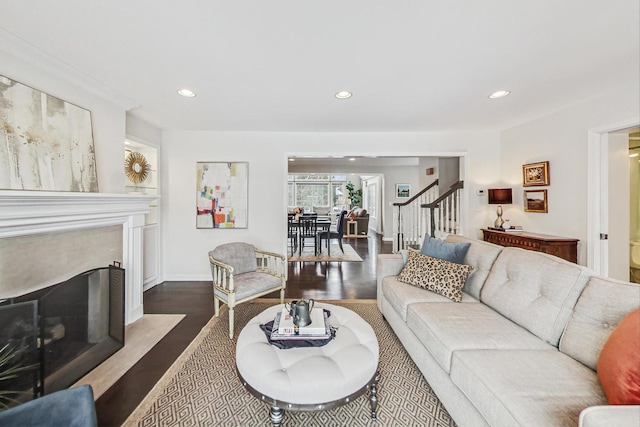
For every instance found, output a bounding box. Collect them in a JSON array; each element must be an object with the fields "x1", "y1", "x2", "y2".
[{"x1": 0, "y1": 28, "x2": 140, "y2": 111}]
